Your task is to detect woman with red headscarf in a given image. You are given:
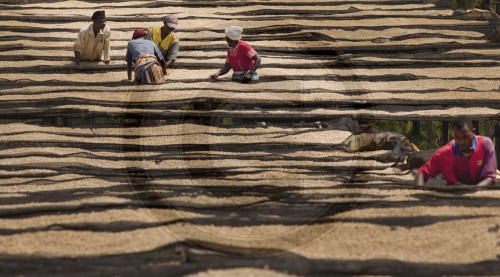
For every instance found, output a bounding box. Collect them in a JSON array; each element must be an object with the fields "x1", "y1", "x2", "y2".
[{"x1": 125, "y1": 29, "x2": 166, "y2": 84}]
